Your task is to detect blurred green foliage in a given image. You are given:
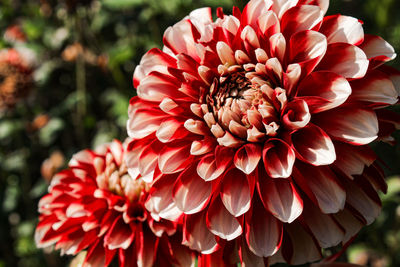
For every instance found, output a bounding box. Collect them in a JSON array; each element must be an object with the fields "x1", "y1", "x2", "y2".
[{"x1": 0, "y1": 0, "x2": 399, "y2": 266}]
